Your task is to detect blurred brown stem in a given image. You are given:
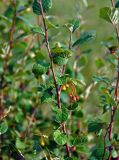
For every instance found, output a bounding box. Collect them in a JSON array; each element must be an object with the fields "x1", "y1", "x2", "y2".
[
  {"x1": 111, "y1": 0, "x2": 115, "y2": 6},
  {"x1": 69, "y1": 30, "x2": 72, "y2": 49}
]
